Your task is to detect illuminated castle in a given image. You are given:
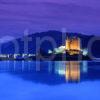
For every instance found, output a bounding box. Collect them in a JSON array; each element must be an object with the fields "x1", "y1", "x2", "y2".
[{"x1": 65, "y1": 36, "x2": 81, "y2": 55}]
